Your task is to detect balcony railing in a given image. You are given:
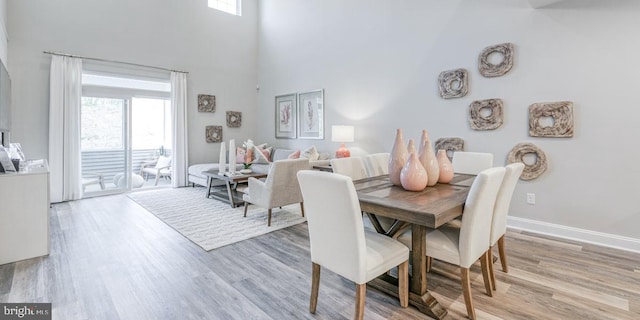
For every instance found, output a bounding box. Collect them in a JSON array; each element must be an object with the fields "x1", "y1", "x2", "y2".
[{"x1": 81, "y1": 148, "x2": 172, "y2": 187}]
